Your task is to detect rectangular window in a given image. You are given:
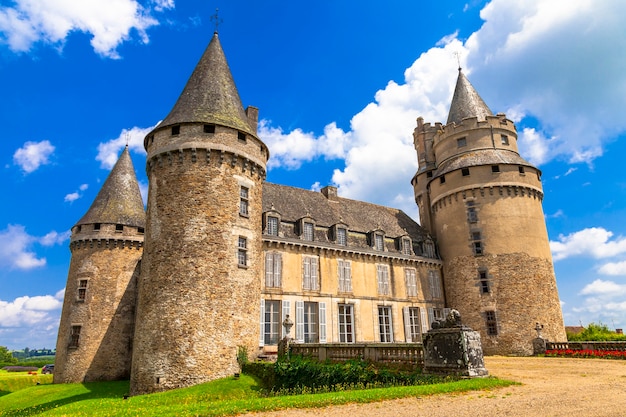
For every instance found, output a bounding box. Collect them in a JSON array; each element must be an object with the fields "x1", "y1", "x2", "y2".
[
  {"x1": 303, "y1": 302, "x2": 319, "y2": 343},
  {"x1": 402, "y1": 238, "x2": 412, "y2": 255},
  {"x1": 77, "y1": 280, "x2": 88, "y2": 301},
  {"x1": 265, "y1": 252, "x2": 282, "y2": 288},
  {"x1": 457, "y1": 137, "x2": 467, "y2": 147},
  {"x1": 404, "y1": 307, "x2": 421, "y2": 342},
  {"x1": 485, "y1": 311, "x2": 498, "y2": 335},
  {"x1": 93, "y1": 223, "x2": 101, "y2": 231},
  {"x1": 462, "y1": 168, "x2": 470, "y2": 176},
  {"x1": 440, "y1": 175, "x2": 446, "y2": 184},
  {"x1": 518, "y1": 166, "x2": 526, "y2": 174},
  {"x1": 239, "y1": 187, "x2": 249, "y2": 216},
  {"x1": 266, "y1": 216, "x2": 279, "y2": 236},
  {"x1": 69, "y1": 325, "x2": 81, "y2": 348},
  {"x1": 467, "y1": 207, "x2": 478, "y2": 223},
  {"x1": 303, "y1": 222, "x2": 314, "y2": 241},
  {"x1": 479, "y1": 270, "x2": 490, "y2": 294},
  {"x1": 336, "y1": 227, "x2": 347, "y2": 246},
  {"x1": 472, "y1": 231, "x2": 483, "y2": 255},
  {"x1": 377, "y1": 264, "x2": 390, "y2": 295},
  {"x1": 264, "y1": 300, "x2": 281, "y2": 345},
  {"x1": 204, "y1": 124, "x2": 215, "y2": 133},
  {"x1": 501, "y1": 135, "x2": 509, "y2": 145},
  {"x1": 338, "y1": 304, "x2": 354, "y2": 343},
  {"x1": 238, "y1": 131, "x2": 247, "y2": 142},
  {"x1": 378, "y1": 306, "x2": 393, "y2": 342},
  {"x1": 237, "y1": 237, "x2": 247, "y2": 267},
  {"x1": 374, "y1": 234, "x2": 384, "y2": 251},
  {"x1": 491, "y1": 165, "x2": 500, "y2": 173},
  {"x1": 115, "y1": 224, "x2": 123, "y2": 232},
  {"x1": 171, "y1": 125, "x2": 180, "y2": 135},
  {"x1": 428, "y1": 270, "x2": 442, "y2": 299},
  {"x1": 405, "y1": 268, "x2": 418, "y2": 297},
  {"x1": 302, "y1": 256, "x2": 319, "y2": 291},
  {"x1": 338, "y1": 259, "x2": 352, "y2": 293}
]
